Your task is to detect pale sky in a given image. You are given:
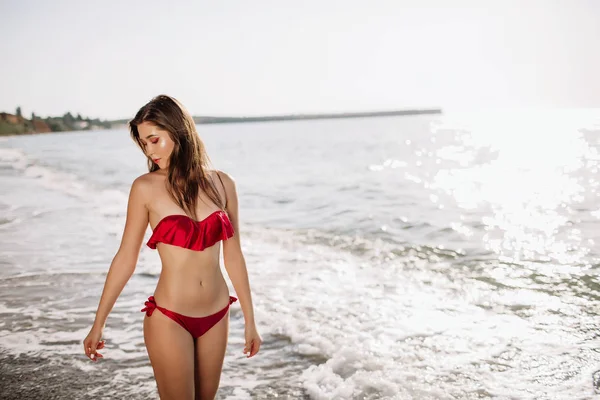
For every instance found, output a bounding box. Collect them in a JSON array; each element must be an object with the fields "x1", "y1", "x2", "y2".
[{"x1": 1, "y1": 0, "x2": 599, "y2": 119}]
